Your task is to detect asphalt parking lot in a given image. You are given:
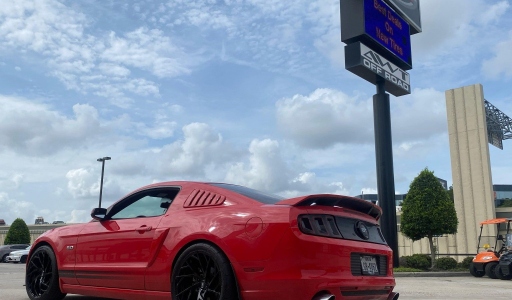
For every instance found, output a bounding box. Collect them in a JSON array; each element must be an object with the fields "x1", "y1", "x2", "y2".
[{"x1": 2, "y1": 263, "x2": 512, "y2": 300}]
